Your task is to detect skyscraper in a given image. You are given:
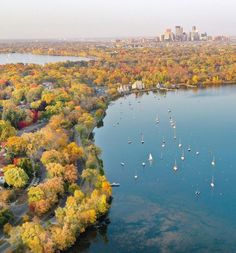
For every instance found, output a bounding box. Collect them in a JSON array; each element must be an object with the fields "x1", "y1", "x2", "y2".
[
  {"x1": 189, "y1": 26, "x2": 200, "y2": 41},
  {"x1": 175, "y1": 26, "x2": 183, "y2": 41}
]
